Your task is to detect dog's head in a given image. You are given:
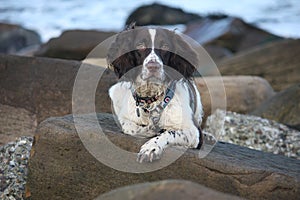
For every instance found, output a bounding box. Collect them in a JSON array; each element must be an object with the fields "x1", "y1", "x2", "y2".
[{"x1": 107, "y1": 25, "x2": 200, "y2": 82}]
